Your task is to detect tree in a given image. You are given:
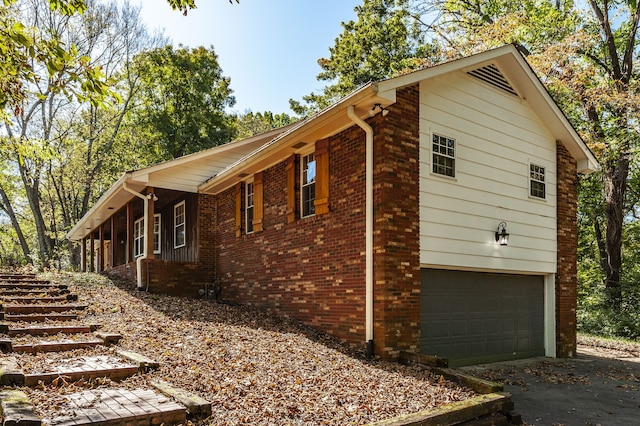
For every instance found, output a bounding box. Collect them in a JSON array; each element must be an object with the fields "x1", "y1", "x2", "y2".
[
  {"x1": 235, "y1": 111, "x2": 296, "y2": 139},
  {"x1": 1, "y1": 0, "x2": 156, "y2": 266},
  {"x1": 130, "y1": 45, "x2": 237, "y2": 160},
  {"x1": 290, "y1": 0, "x2": 426, "y2": 115},
  {"x1": 424, "y1": 0, "x2": 640, "y2": 307}
]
